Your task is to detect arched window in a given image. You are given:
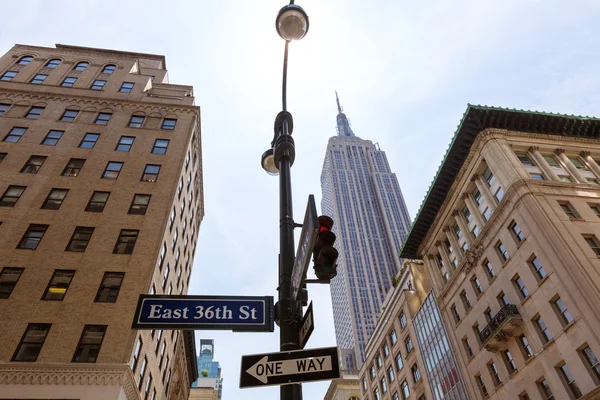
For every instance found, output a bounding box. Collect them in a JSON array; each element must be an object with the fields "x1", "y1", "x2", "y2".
[
  {"x1": 17, "y1": 56, "x2": 33, "y2": 65},
  {"x1": 102, "y1": 64, "x2": 116, "y2": 74},
  {"x1": 74, "y1": 62, "x2": 89, "y2": 71},
  {"x1": 45, "y1": 59, "x2": 61, "y2": 68}
]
